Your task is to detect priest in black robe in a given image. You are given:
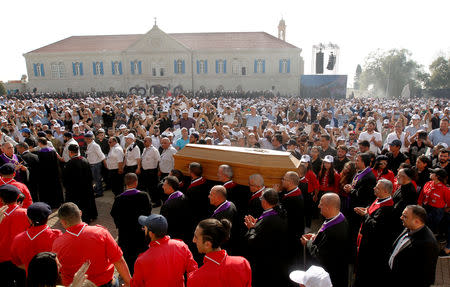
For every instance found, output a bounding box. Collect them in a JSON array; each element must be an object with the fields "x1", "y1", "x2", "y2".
[
  {"x1": 110, "y1": 173, "x2": 151, "y2": 274},
  {"x1": 185, "y1": 162, "x2": 211, "y2": 224},
  {"x1": 245, "y1": 188, "x2": 289, "y2": 287},
  {"x1": 63, "y1": 144, "x2": 97, "y2": 222},
  {"x1": 36, "y1": 137, "x2": 64, "y2": 208},
  {"x1": 247, "y1": 174, "x2": 265, "y2": 218},
  {"x1": 302, "y1": 193, "x2": 350, "y2": 287},
  {"x1": 16, "y1": 142, "x2": 40, "y2": 201}
]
